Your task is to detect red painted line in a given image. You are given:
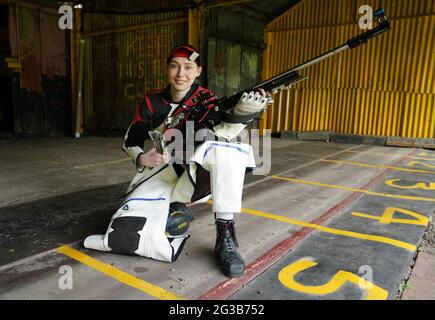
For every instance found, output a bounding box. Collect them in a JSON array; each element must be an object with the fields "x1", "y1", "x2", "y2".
[{"x1": 198, "y1": 148, "x2": 419, "y2": 300}]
